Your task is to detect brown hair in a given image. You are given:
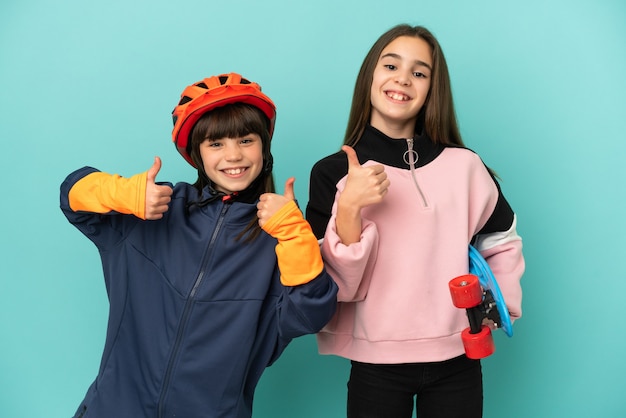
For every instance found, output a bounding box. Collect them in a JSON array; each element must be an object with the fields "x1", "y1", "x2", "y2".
[{"x1": 344, "y1": 24, "x2": 464, "y2": 148}]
